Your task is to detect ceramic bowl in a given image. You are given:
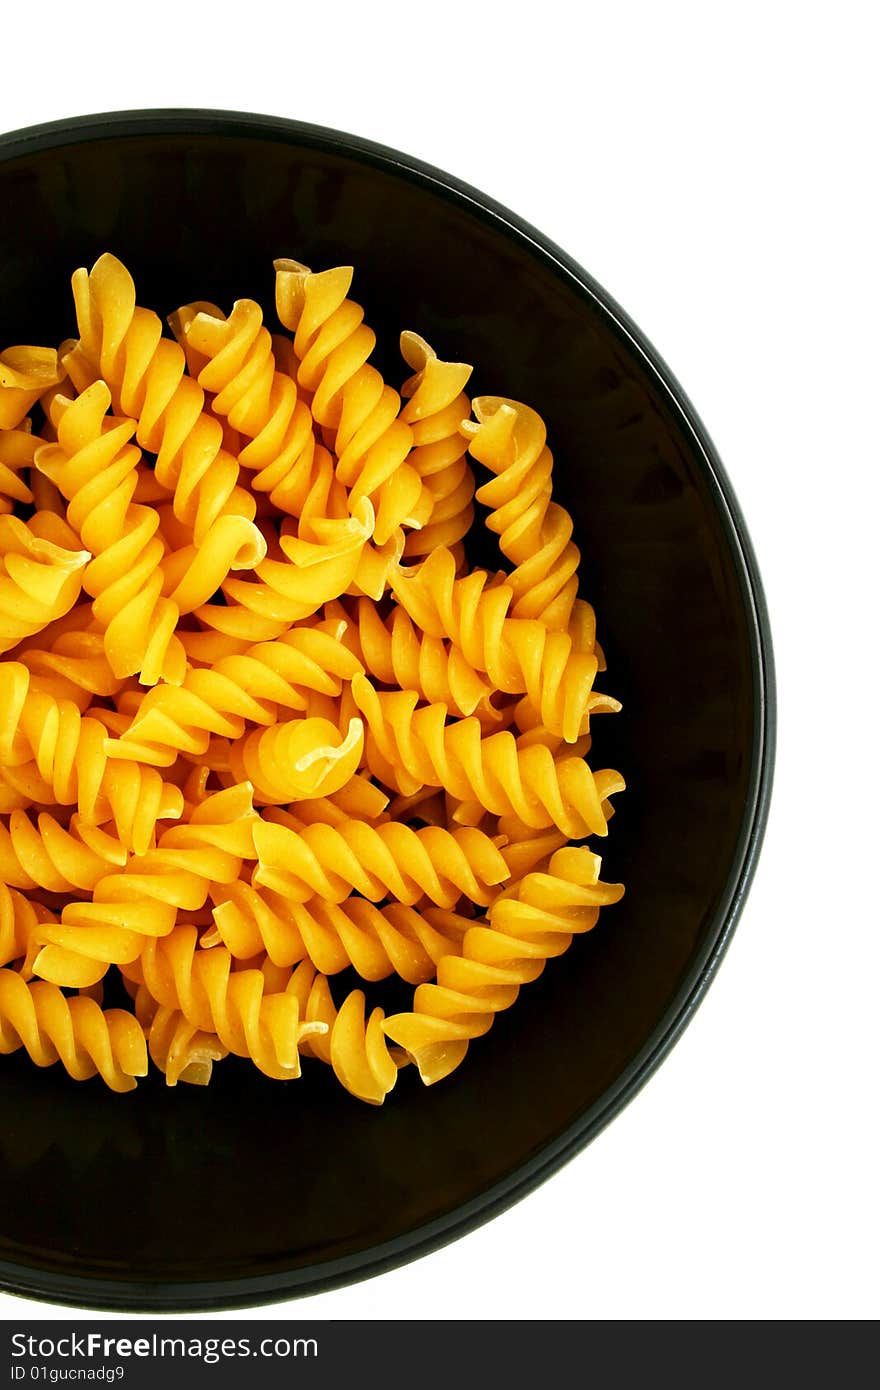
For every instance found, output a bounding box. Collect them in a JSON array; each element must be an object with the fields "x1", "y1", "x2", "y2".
[{"x1": 0, "y1": 110, "x2": 774, "y2": 1310}]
